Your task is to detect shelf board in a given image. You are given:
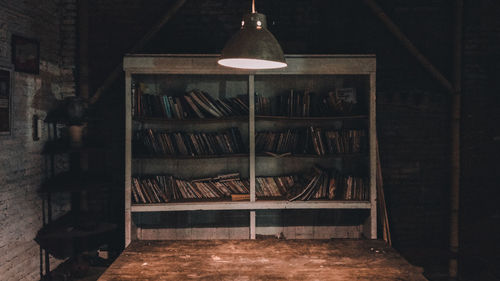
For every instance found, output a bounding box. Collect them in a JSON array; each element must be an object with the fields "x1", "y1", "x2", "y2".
[
  {"x1": 35, "y1": 211, "x2": 117, "y2": 259},
  {"x1": 133, "y1": 153, "x2": 249, "y2": 159},
  {"x1": 42, "y1": 140, "x2": 110, "y2": 155},
  {"x1": 256, "y1": 152, "x2": 366, "y2": 158},
  {"x1": 39, "y1": 171, "x2": 112, "y2": 193},
  {"x1": 133, "y1": 116, "x2": 248, "y2": 124},
  {"x1": 132, "y1": 115, "x2": 367, "y2": 123},
  {"x1": 255, "y1": 115, "x2": 368, "y2": 121},
  {"x1": 131, "y1": 200, "x2": 371, "y2": 212},
  {"x1": 133, "y1": 153, "x2": 364, "y2": 160}
]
